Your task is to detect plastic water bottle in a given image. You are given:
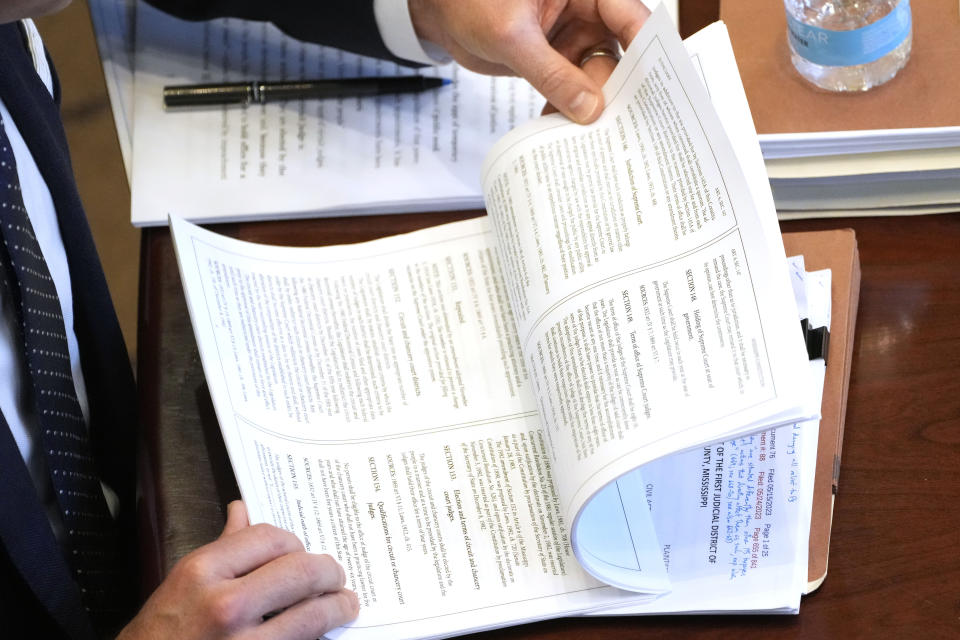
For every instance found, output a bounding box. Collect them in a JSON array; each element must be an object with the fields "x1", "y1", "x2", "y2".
[{"x1": 783, "y1": 0, "x2": 912, "y2": 91}]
